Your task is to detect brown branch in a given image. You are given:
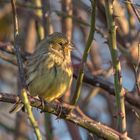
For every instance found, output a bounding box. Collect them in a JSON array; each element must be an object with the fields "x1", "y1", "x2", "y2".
[
  {"x1": 0, "y1": 42, "x2": 30, "y2": 61},
  {"x1": 11, "y1": 0, "x2": 26, "y2": 88},
  {"x1": 125, "y1": 0, "x2": 140, "y2": 23},
  {"x1": 0, "y1": 51, "x2": 17, "y2": 65},
  {"x1": 62, "y1": 0, "x2": 73, "y2": 40},
  {"x1": 66, "y1": 121, "x2": 82, "y2": 140},
  {"x1": 0, "y1": 92, "x2": 132, "y2": 140},
  {"x1": 0, "y1": 42, "x2": 15, "y2": 55},
  {"x1": 0, "y1": 3, "x2": 12, "y2": 19},
  {"x1": 74, "y1": 73, "x2": 140, "y2": 110}
]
